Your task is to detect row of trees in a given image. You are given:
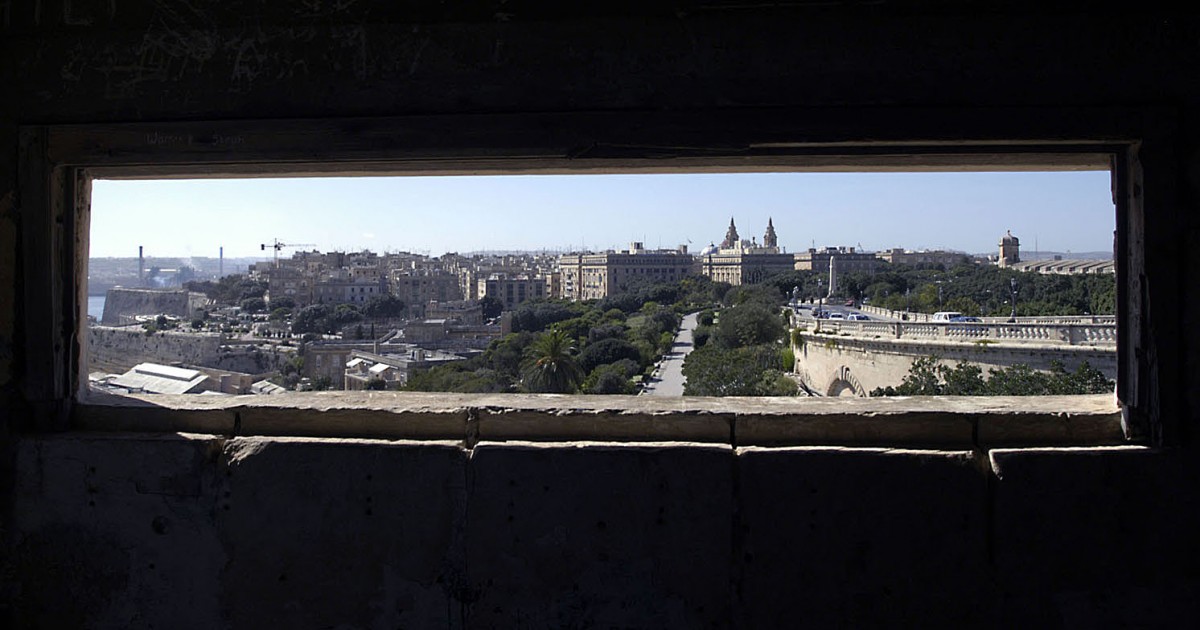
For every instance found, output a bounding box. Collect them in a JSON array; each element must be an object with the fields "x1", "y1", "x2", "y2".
[
  {"x1": 682, "y1": 284, "x2": 797, "y2": 396},
  {"x1": 404, "y1": 277, "x2": 729, "y2": 394},
  {"x1": 871, "y1": 356, "x2": 1114, "y2": 396},
  {"x1": 762, "y1": 261, "x2": 1115, "y2": 317}
]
